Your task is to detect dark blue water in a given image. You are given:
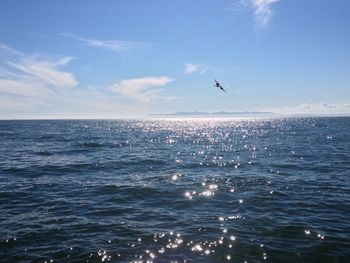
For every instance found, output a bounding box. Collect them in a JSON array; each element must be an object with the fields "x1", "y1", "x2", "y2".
[{"x1": 0, "y1": 118, "x2": 349, "y2": 262}]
